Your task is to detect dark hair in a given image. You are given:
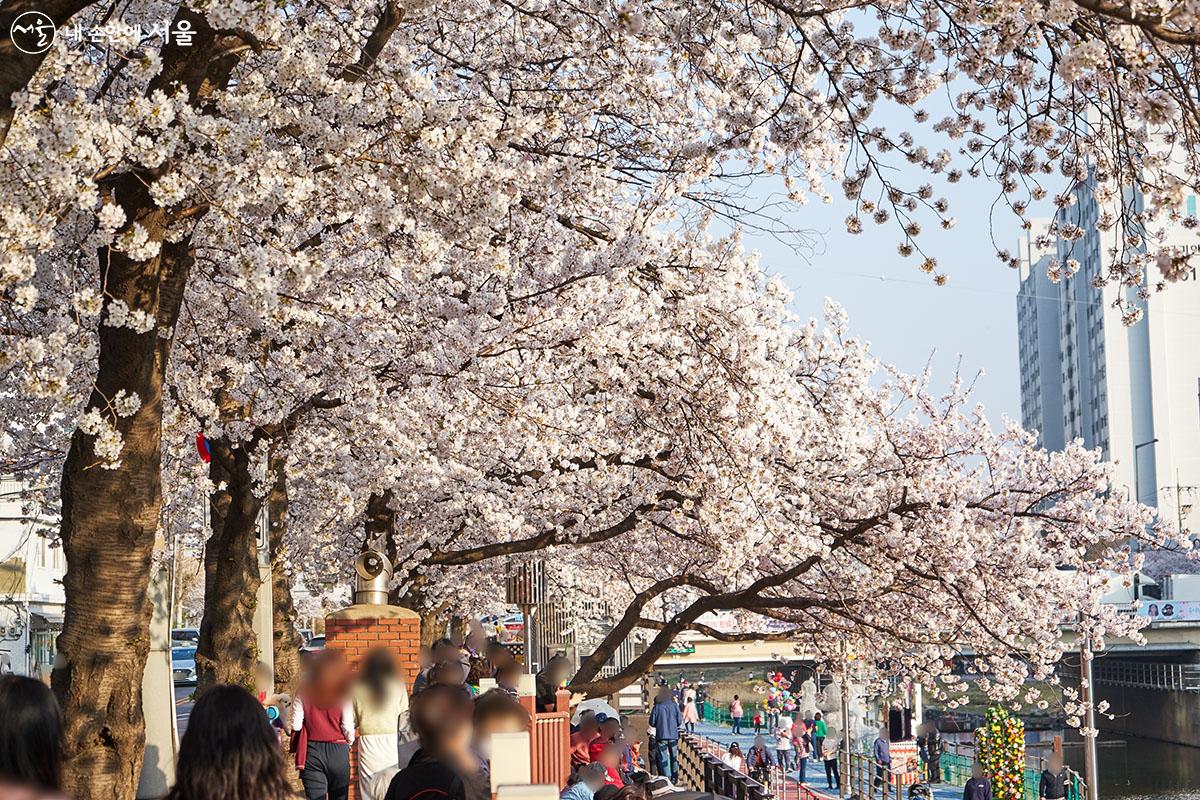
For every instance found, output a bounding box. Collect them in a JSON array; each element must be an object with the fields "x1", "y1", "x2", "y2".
[
  {"x1": 304, "y1": 649, "x2": 350, "y2": 709},
  {"x1": 496, "y1": 659, "x2": 522, "y2": 679},
  {"x1": 360, "y1": 647, "x2": 398, "y2": 706},
  {"x1": 473, "y1": 689, "x2": 530, "y2": 729},
  {"x1": 595, "y1": 786, "x2": 622, "y2": 800},
  {"x1": 411, "y1": 683, "x2": 474, "y2": 752},
  {"x1": 0, "y1": 675, "x2": 63, "y2": 790},
  {"x1": 165, "y1": 684, "x2": 294, "y2": 800},
  {"x1": 430, "y1": 659, "x2": 465, "y2": 686},
  {"x1": 614, "y1": 785, "x2": 649, "y2": 800},
  {"x1": 729, "y1": 742, "x2": 743, "y2": 755}
]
